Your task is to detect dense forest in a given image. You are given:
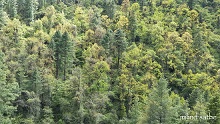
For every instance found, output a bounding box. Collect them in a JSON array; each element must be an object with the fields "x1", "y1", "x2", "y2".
[{"x1": 0, "y1": 0, "x2": 220, "y2": 124}]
